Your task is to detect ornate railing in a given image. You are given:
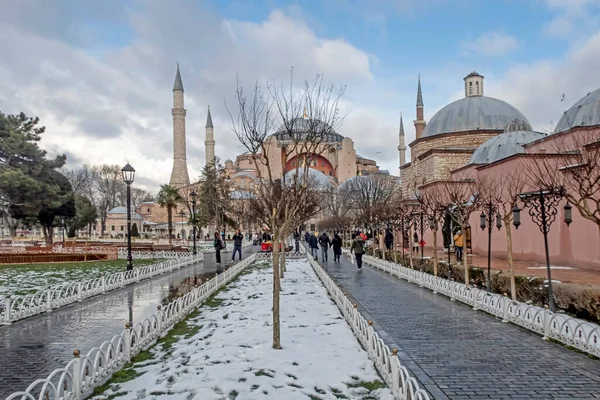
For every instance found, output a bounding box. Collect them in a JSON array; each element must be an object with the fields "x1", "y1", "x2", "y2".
[
  {"x1": 5, "y1": 253, "x2": 257, "y2": 400},
  {"x1": 0, "y1": 254, "x2": 202, "y2": 325},
  {"x1": 308, "y1": 249, "x2": 431, "y2": 400},
  {"x1": 117, "y1": 249, "x2": 188, "y2": 259},
  {"x1": 358, "y1": 252, "x2": 600, "y2": 358}
]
